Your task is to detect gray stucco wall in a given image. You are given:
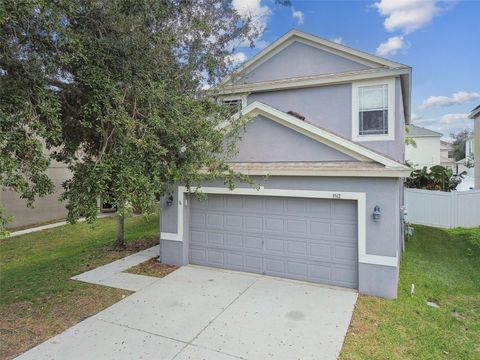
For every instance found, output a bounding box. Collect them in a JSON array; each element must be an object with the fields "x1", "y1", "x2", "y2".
[
  {"x1": 160, "y1": 176, "x2": 402, "y2": 298},
  {"x1": 247, "y1": 78, "x2": 405, "y2": 162},
  {"x1": 240, "y1": 41, "x2": 370, "y2": 84},
  {"x1": 228, "y1": 115, "x2": 357, "y2": 163},
  {"x1": 1, "y1": 164, "x2": 70, "y2": 228}
]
